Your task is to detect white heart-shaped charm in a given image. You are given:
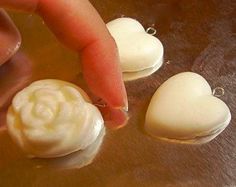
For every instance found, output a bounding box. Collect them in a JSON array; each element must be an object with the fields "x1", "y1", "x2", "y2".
[
  {"x1": 145, "y1": 72, "x2": 231, "y2": 144},
  {"x1": 107, "y1": 18, "x2": 164, "y2": 81}
]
